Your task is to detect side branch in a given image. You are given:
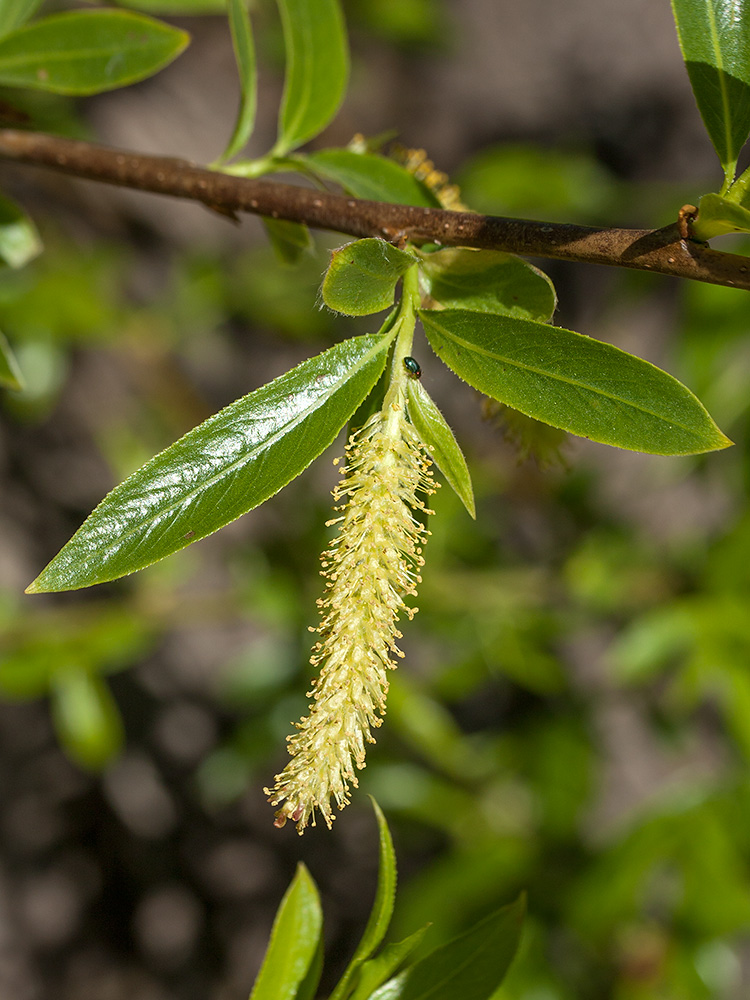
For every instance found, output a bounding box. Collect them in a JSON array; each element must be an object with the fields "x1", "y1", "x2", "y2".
[{"x1": 1, "y1": 129, "x2": 748, "y2": 291}]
